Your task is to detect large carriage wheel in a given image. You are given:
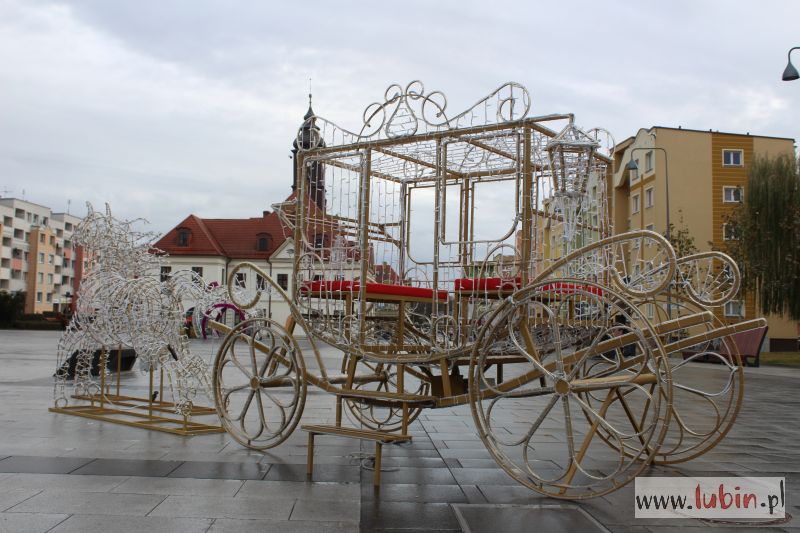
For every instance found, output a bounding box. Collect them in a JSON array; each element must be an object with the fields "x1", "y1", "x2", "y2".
[
  {"x1": 213, "y1": 317, "x2": 306, "y2": 450},
  {"x1": 468, "y1": 280, "x2": 672, "y2": 499}
]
